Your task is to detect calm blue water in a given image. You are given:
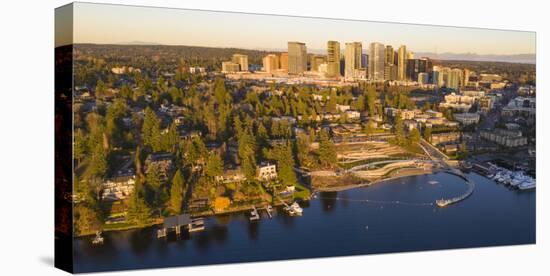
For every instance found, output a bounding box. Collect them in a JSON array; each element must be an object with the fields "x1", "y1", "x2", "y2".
[{"x1": 74, "y1": 172, "x2": 535, "y2": 273}]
